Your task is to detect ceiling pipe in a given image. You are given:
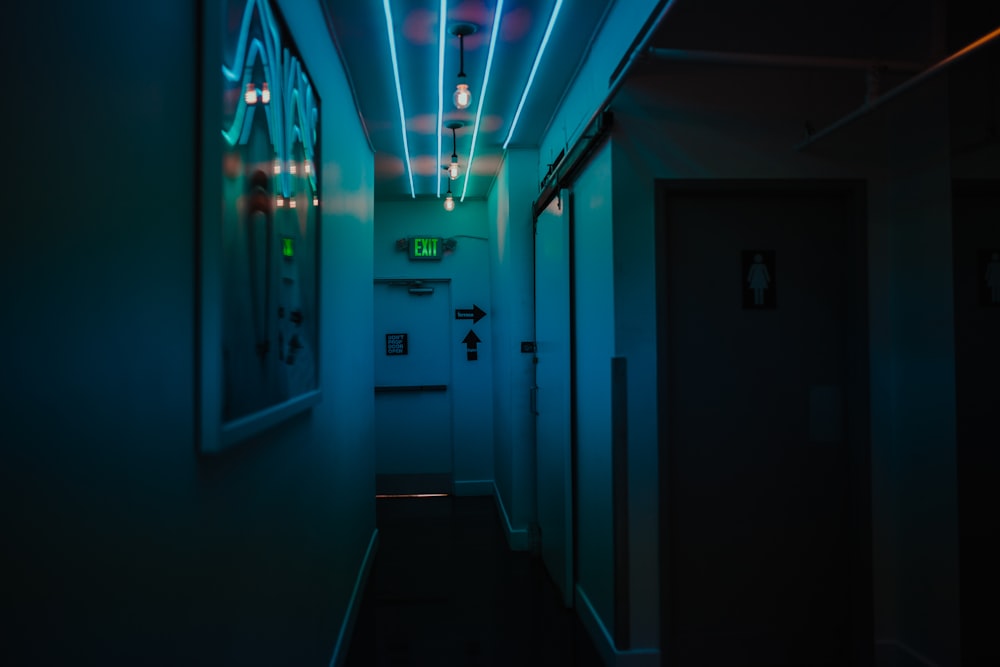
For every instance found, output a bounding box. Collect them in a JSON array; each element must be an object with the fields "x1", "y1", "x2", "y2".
[
  {"x1": 648, "y1": 48, "x2": 924, "y2": 73},
  {"x1": 797, "y1": 24, "x2": 1000, "y2": 149},
  {"x1": 534, "y1": 0, "x2": 682, "y2": 214}
]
